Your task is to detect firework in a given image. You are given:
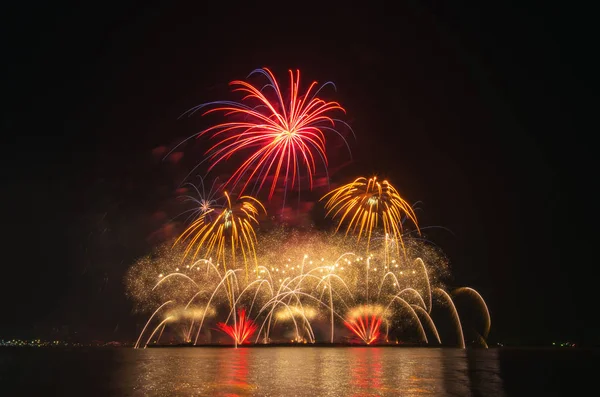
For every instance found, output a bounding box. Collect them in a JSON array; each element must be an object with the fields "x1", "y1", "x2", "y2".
[
  {"x1": 175, "y1": 176, "x2": 223, "y2": 224},
  {"x1": 173, "y1": 191, "x2": 266, "y2": 276},
  {"x1": 217, "y1": 308, "x2": 258, "y2": 345},
  {"x1": 344, "y1": 305, "x2": 385, "y2": 345},
  {"x1": 178, "y1": 67, "x2": 351, "y2": 200},
  {"x1": 128, "y1": 229, "x2": 490, "y2": 348},
  {"x1": 125, "y1": 245, "x2": 199, "y2": 314},
  {"x1": 129, "y1": 69, "x2": 492, "y2": 349},
  {"x1": 321, "y1": 176, "x2": 420, "y2": 255}
]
